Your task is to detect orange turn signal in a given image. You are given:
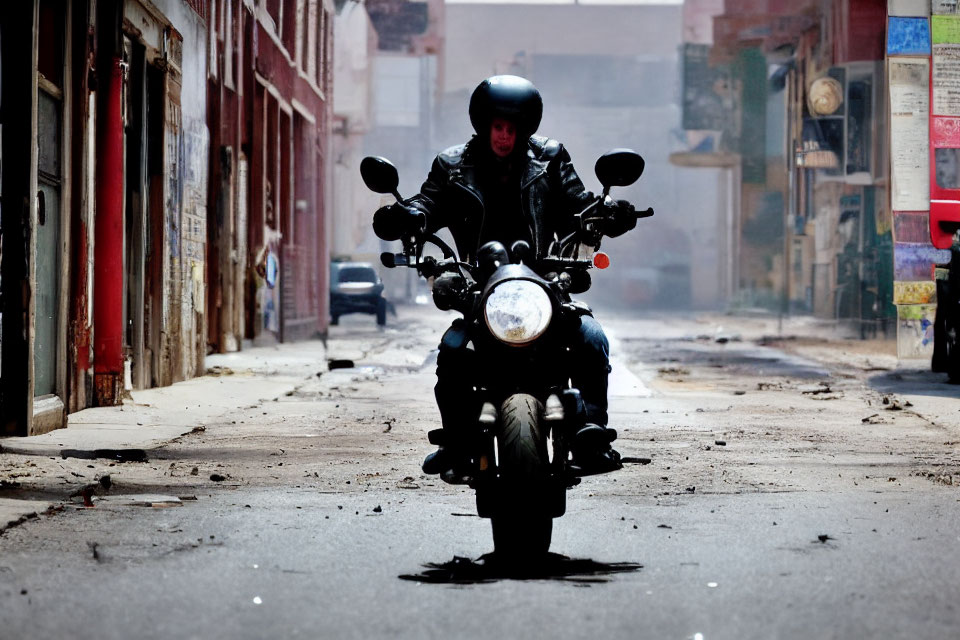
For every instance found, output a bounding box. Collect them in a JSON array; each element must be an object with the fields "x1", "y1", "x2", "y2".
[{"x1": 593, "y1": 252, "x2": 610, "y2": 269}]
